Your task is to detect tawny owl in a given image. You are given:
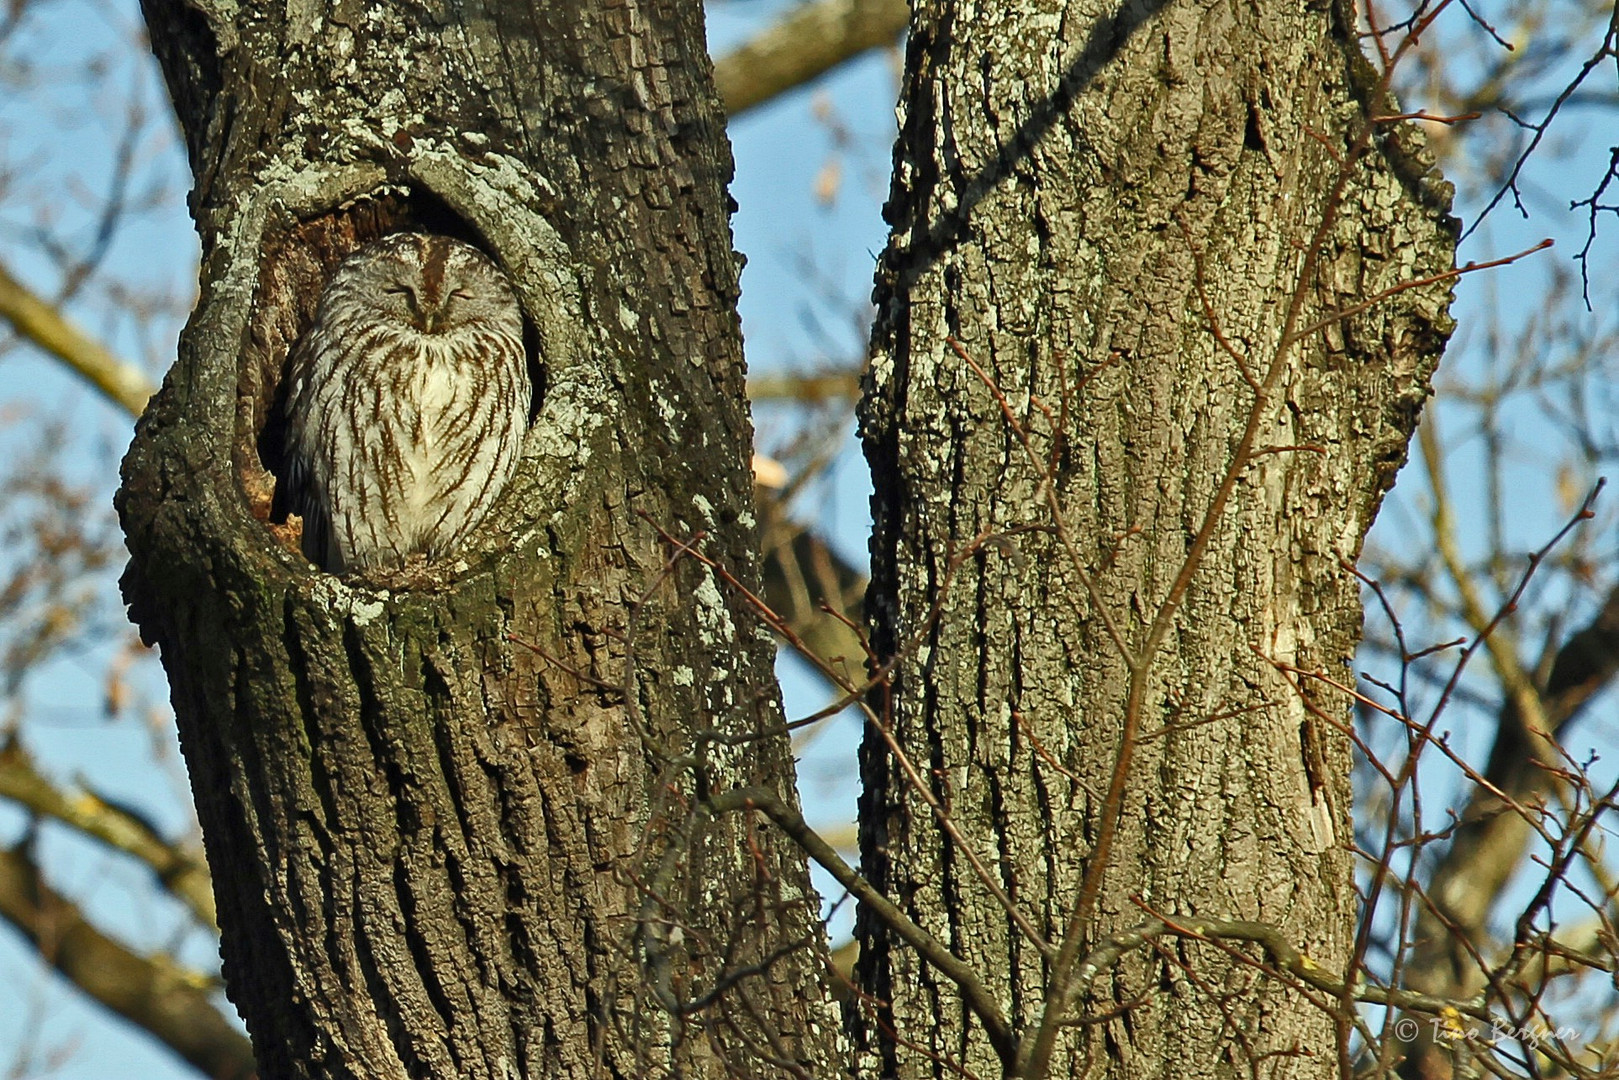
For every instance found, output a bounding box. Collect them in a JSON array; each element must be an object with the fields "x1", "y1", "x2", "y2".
[{"x1": 283, "y1": 233, "x2": 530, "y2": 574}]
